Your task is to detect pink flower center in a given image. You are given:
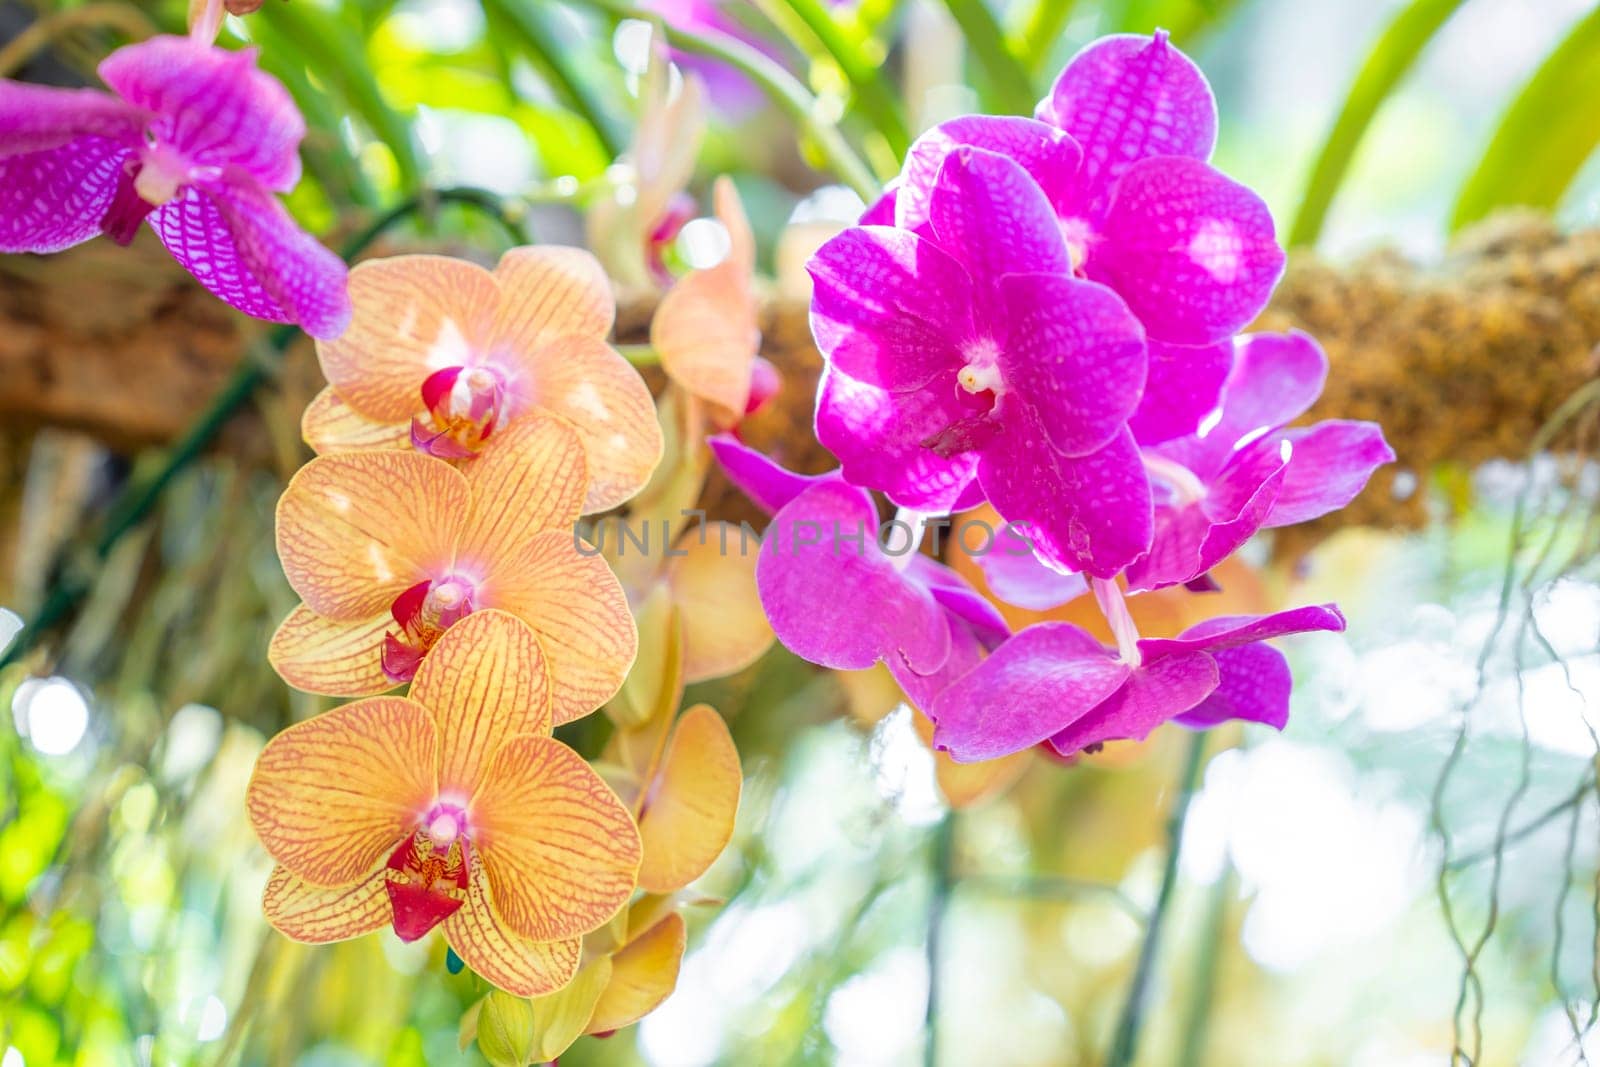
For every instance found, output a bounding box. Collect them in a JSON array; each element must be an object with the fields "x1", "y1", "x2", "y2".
[
  {"x1": 1142, "y1": 453, "x2": 1208, "y2": 507},
  {"x1": 956, "y1": 337, "x2": 1005, "y2": 397},
  {"x1": 384, "y1": 809, "x2": 471, "y2": 942},
  {"x1": 410, "y1": 365, "x2": 509, "y2": 459},
  {"x1": 381, "y1": 574, "x2": 480, "y2": 683}
]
